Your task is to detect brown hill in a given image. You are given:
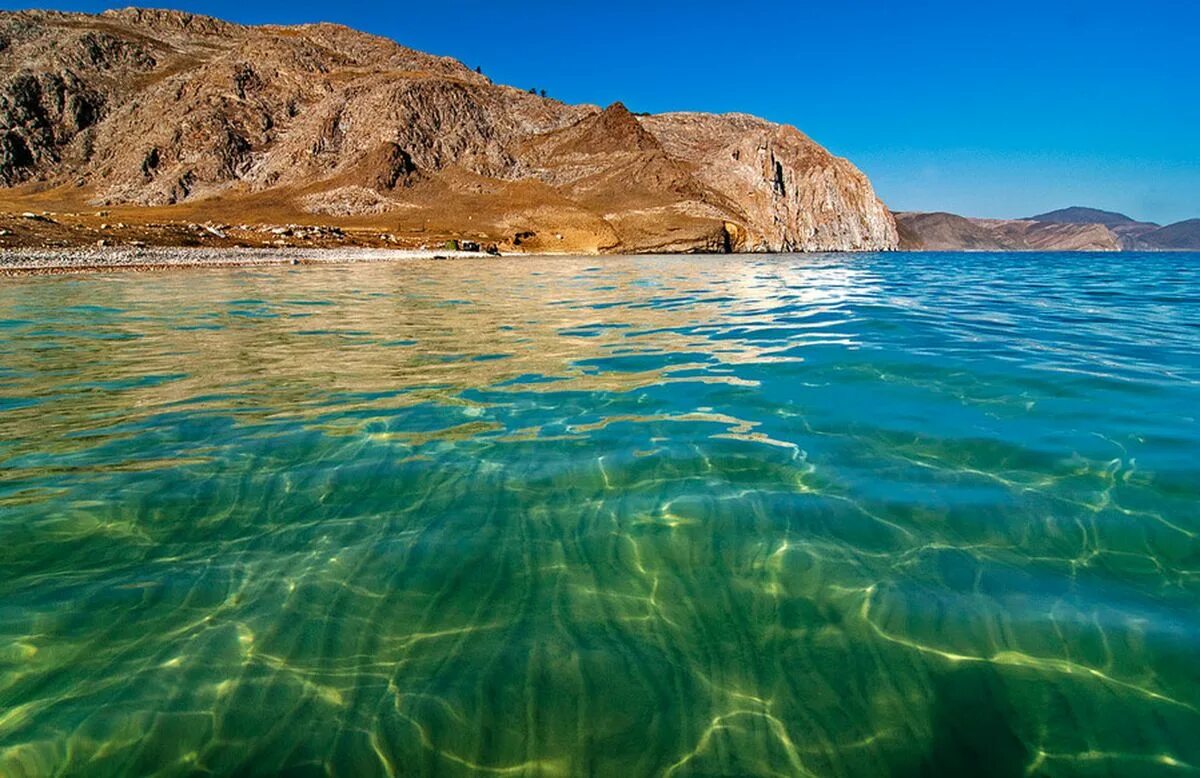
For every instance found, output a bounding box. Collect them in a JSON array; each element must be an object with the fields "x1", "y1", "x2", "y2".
[
  {"x1": 1138, "y1": 219, "x2": 1200, "y2": 250},
  {"x1": 1027, "y1": 207, "x2": 1144, "y2": 227},
  {"x1": 983, "y1": 219, "x2": 1121, "y2": 251},
  {"x1": 893, "y1": 212, "x2": 1008, "y2": 251},
  {"x1": 898, "y1": 206, "x2": 1200, "y2": 252},
  {"x1": 895, "y1": 212, "x2": 1122, "y2": 252},
  {"x1": 1029, "y1": 207, "x2": 1161, "y2": 249},
  {"x1": 0, "y1": 8, "x2": 897, "y2": 254}
]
